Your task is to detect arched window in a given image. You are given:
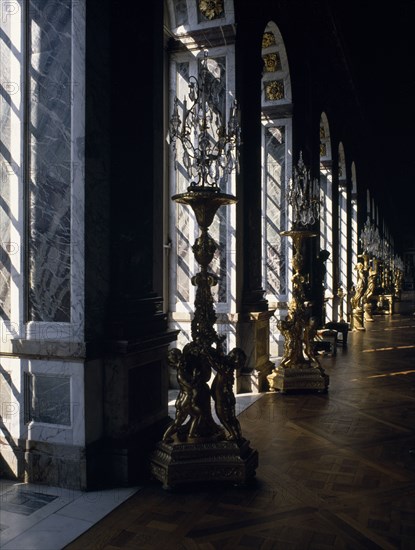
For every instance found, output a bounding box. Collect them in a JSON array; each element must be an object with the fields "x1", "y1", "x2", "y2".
[
  {"x1": 351, "y1": 162, "x2": 358, "y2": 294},
  {"x1": 165, "y1": 0, "x2": 238, "y2": 351},
  {"x1": 260, "y1": 20, "x2": 292, "y2": 357},
  {"x1": 319, "y1": 112, "x2": 333, "y2": 322},
  {"x1": 338, "y1": 142, "x2": 348, "y2": 319}
]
